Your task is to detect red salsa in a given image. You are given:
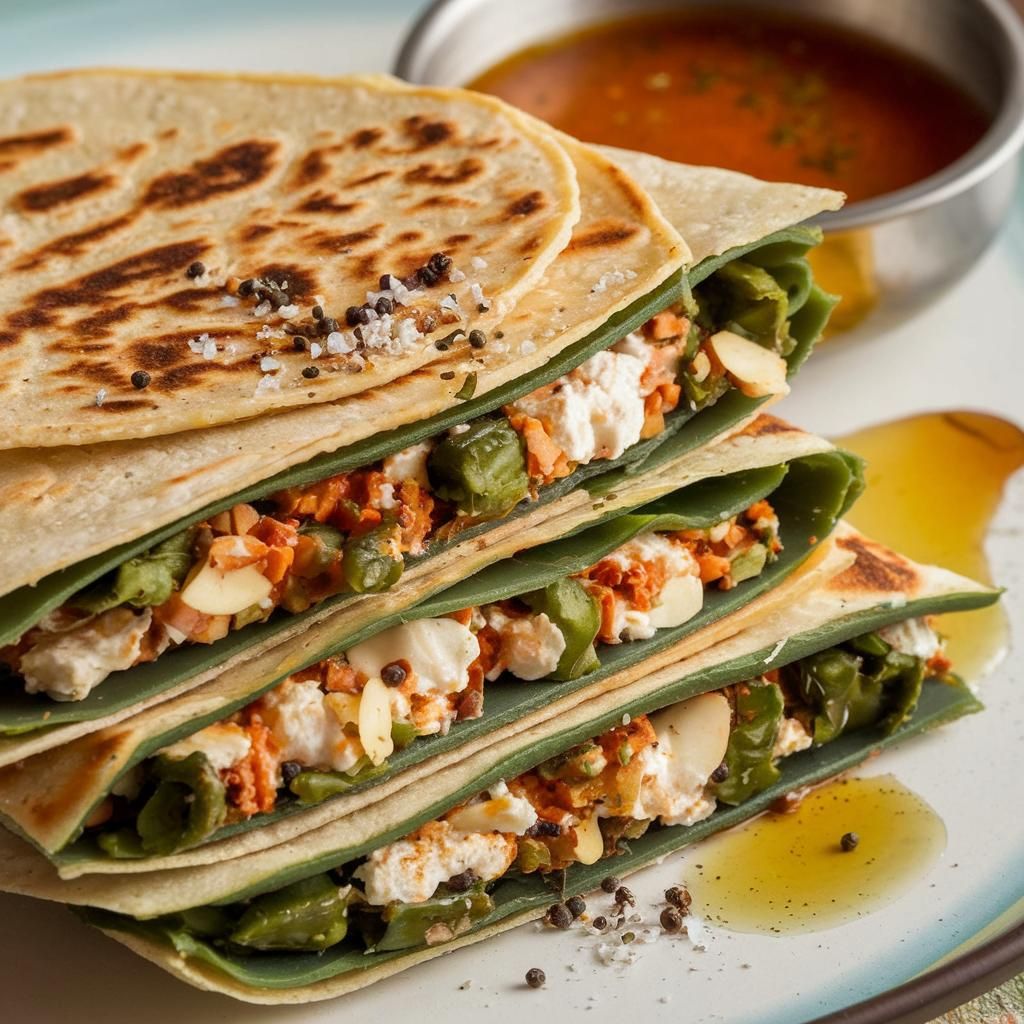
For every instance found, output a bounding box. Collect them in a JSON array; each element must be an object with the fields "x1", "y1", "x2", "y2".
[{"x1": 469, "y1": 9, "x2": 990, "y2": 203}]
